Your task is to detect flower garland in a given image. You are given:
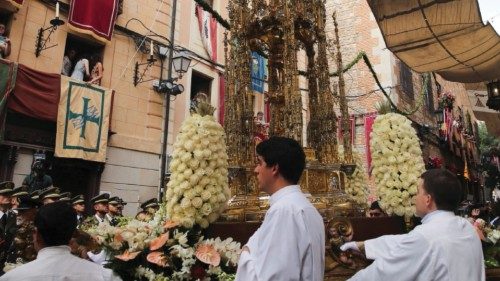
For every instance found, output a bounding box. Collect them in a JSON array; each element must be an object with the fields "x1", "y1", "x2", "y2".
[
  {"x1": 165, "y1": 102, "x2": 230, "y2": 229},
  {"x1": 370, "y1": 113, "x2": 425, "y2": 217},
  {"x1": 86, "y1": 218, "x2": 241, "y2": 280}
]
